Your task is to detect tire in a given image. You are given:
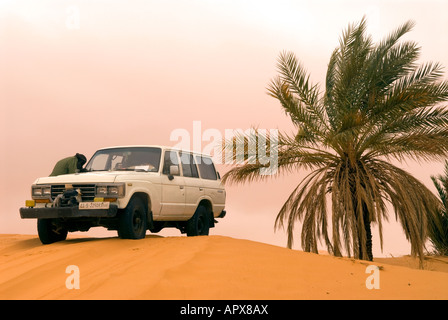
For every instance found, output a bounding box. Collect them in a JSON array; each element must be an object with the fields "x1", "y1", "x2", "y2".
[
  {"x1": 37, "y1": 219, "x2": 68, "y2": 244},
  {"x1": 118, "y1": 197, "x2": 147, "y2": 239},
  {"x1": 186, "y1": 205, "x2": 210, "y2": 236}
]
